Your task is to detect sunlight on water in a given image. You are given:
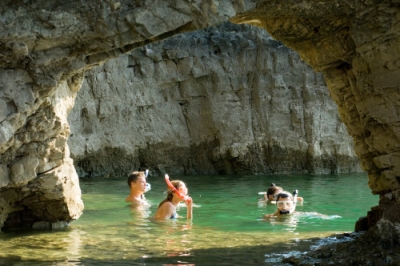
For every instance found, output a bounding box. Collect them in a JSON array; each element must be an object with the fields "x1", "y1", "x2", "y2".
[{"x1": 0, "y1": 173, "x2": 378, "y2": 265}]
